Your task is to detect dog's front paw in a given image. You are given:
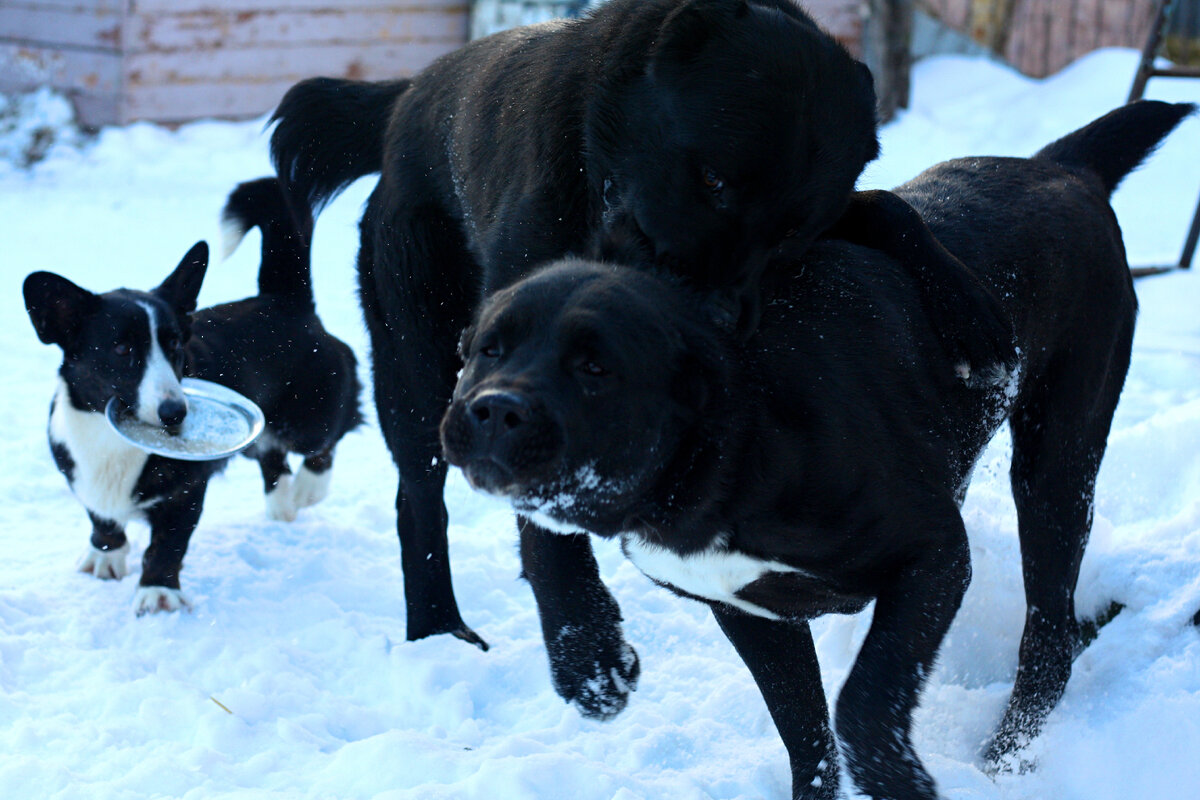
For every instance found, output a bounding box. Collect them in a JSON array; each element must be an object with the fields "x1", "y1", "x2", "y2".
[
  {"x1": 265, "y1": 474, "x2": 298, "y2": 522},
  {"x1": 291, "y1": 465, "x2": 332, "y2": 510},
  {"x1": 78, "y1": 543, "x2": 130, "y2": 580},
  {"x1": 133, "y1": 586, "x2": 191, "y2": 616},
  {"x1": 548, "y1": 624, "x2": 640, "y2": 720}
]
